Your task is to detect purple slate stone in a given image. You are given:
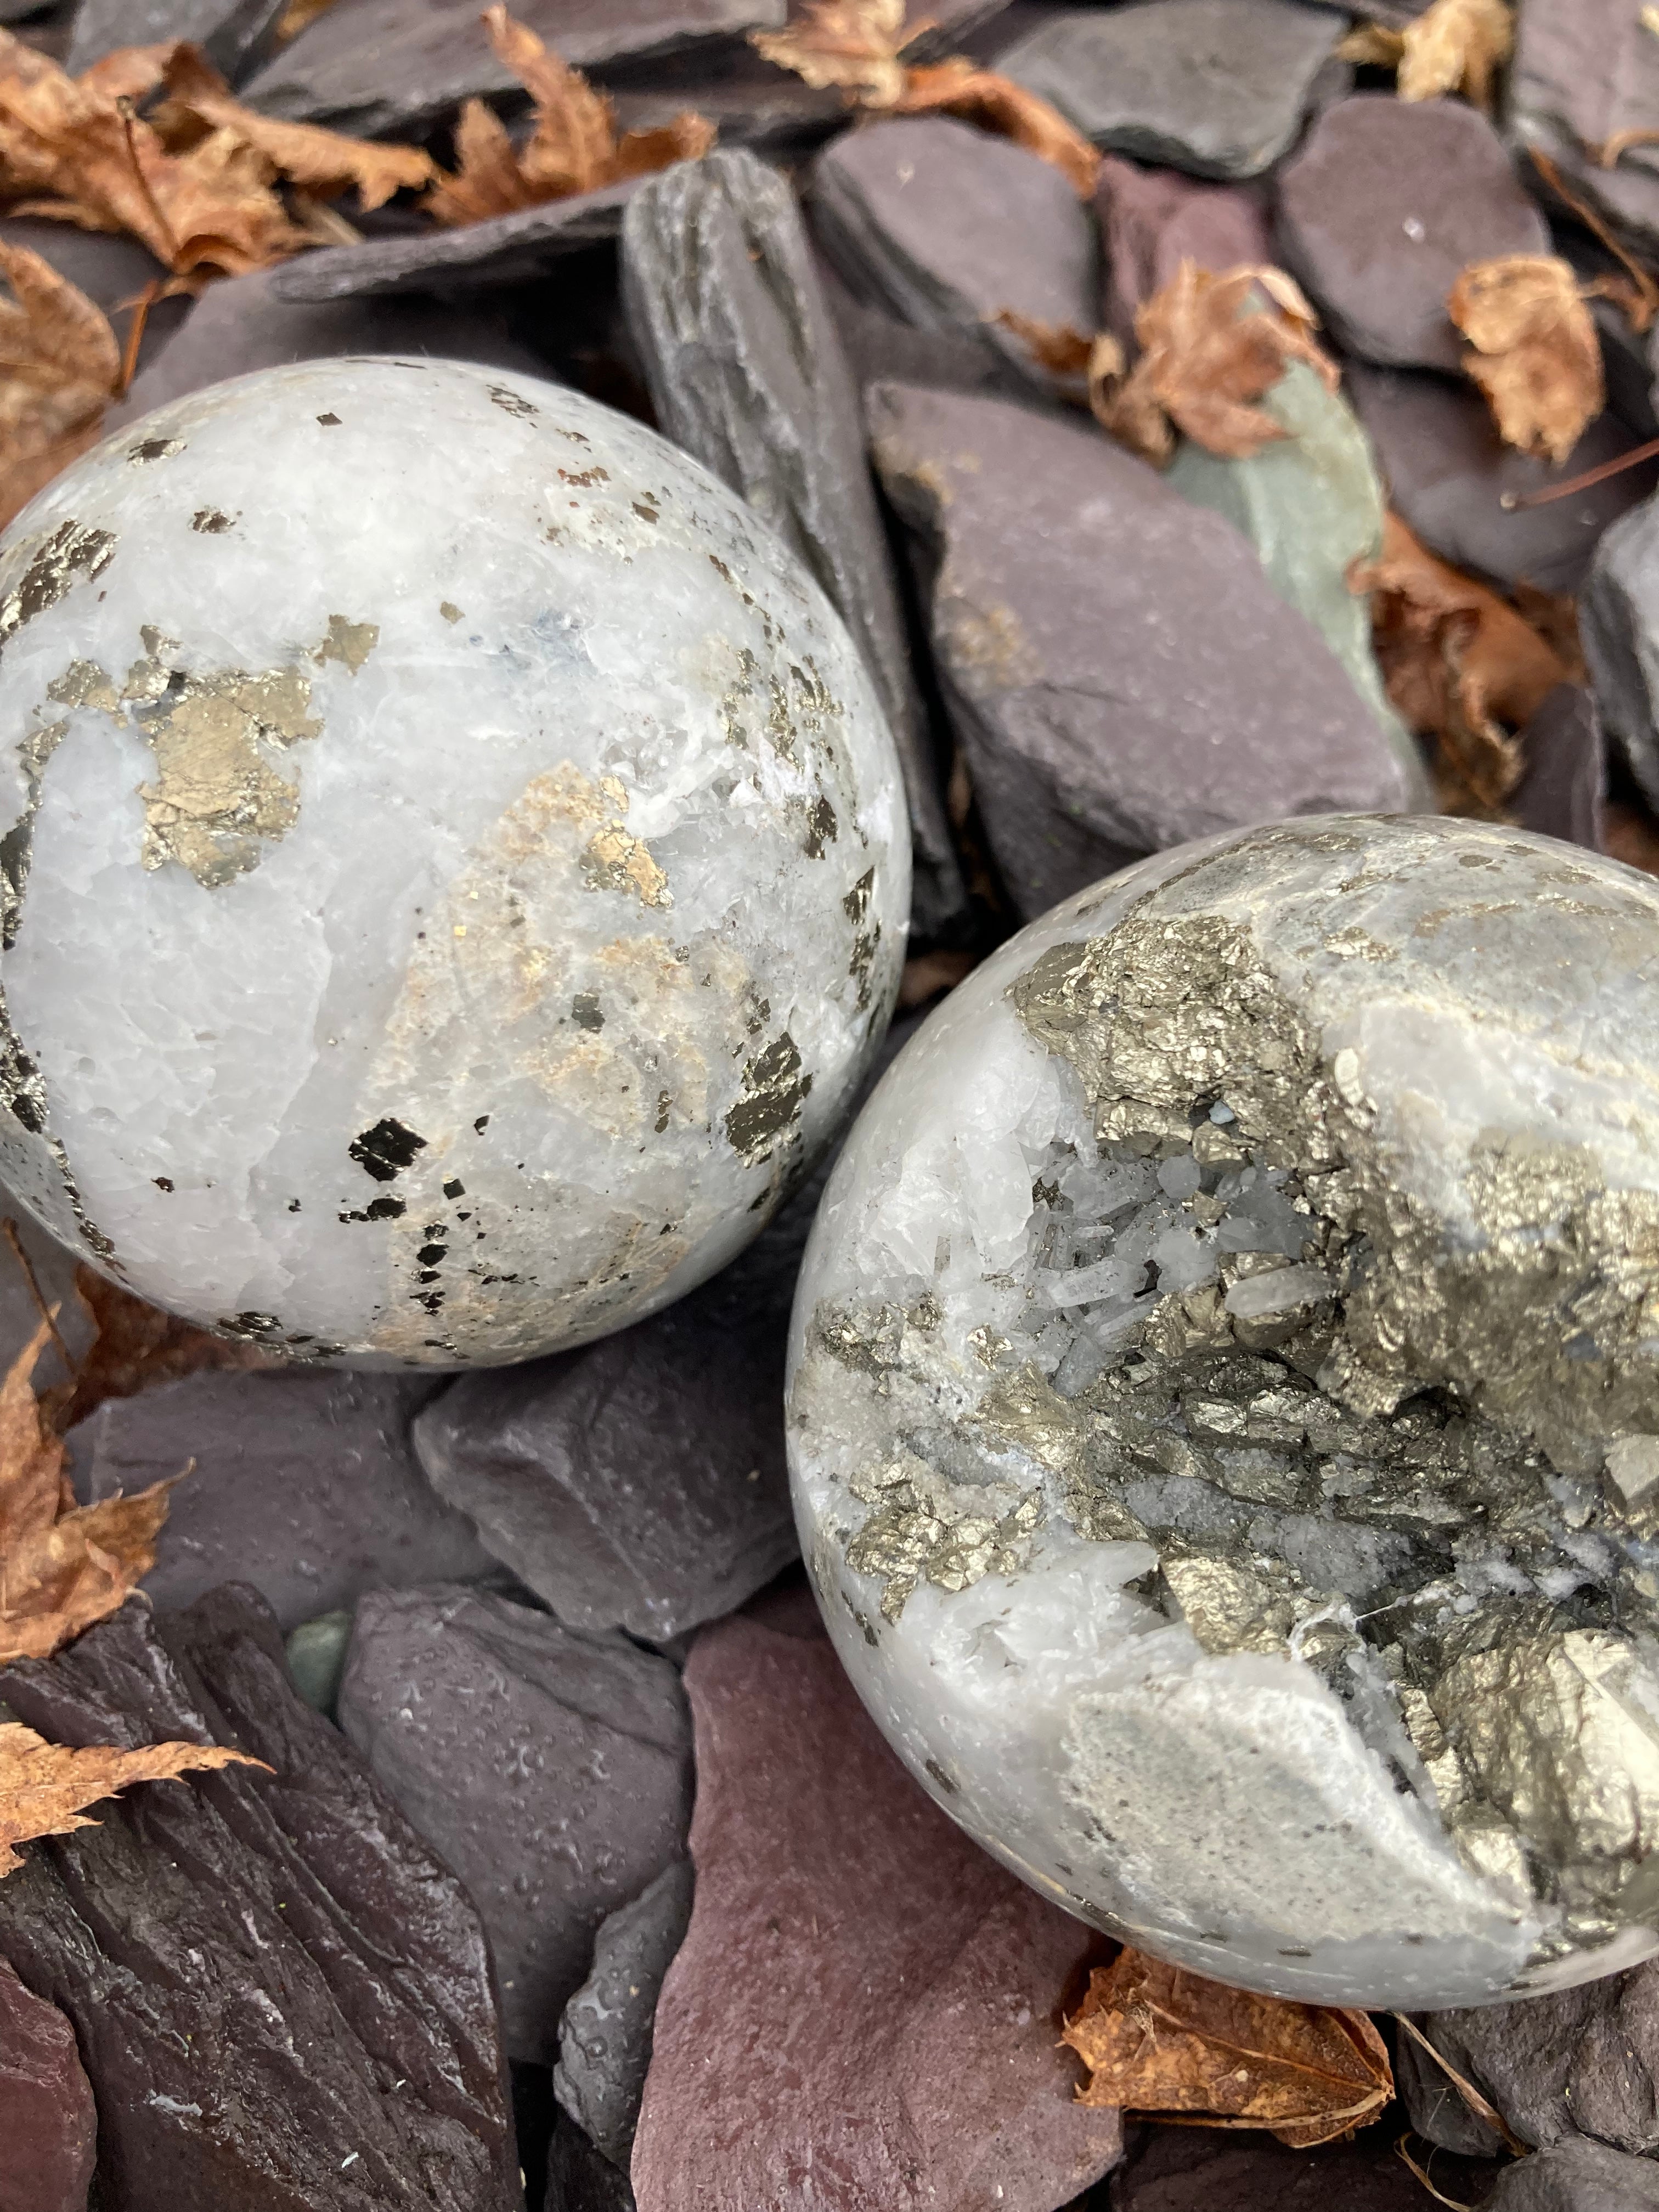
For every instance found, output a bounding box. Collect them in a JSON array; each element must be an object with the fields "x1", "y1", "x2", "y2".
[
  {"x1": 1510, "y1": 0, "x2": 1659, "y2": 260},
  {"x1": 0, "y1": 1961, "x2": 95, "y2": 2212},
  {"x1": 1094, "y1": 154, "x2": 1272, "y2": 345},
  {"x1": 1276, "y1": 95, "x2": 1550, "y2": 372},
  {"x1": 1513, "y1": 685, "x2": 1606, "y2": 856}
]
